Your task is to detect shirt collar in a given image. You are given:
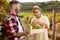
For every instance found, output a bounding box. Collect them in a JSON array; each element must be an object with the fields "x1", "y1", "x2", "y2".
[{"x1": 9, "y1": 13, "x2": 18, "y2": 17}]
